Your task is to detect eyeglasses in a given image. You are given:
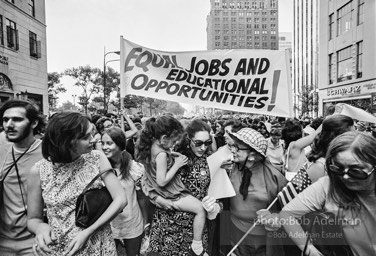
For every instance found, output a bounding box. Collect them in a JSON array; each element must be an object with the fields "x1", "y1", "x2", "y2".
[
  {"x1": 190, "y1": 139, "x2": 212, "y2": 147},
  {"x1": 229, "y1": 144, "x2": 250, "y2": 152},
  {"x1": 328, "y1": 162, "x2": 375, "y2": 180}
]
